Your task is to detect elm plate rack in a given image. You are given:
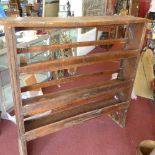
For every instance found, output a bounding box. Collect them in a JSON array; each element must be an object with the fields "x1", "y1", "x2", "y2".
[{"x1": 0, "y1": 16, "x2": 147, "y2": 155}]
